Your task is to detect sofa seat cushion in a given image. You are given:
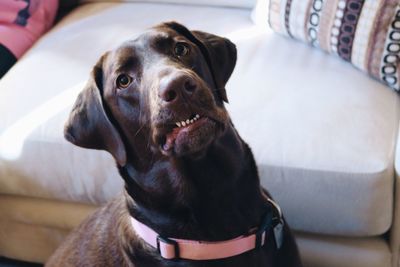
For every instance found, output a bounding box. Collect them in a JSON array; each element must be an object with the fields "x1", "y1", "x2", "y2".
[
  {"x1": 0, "y1": 194, "x2": 97, "y2": 263},
  {"x1": 0, "y1": 194, "x2": 391, "y2": 266},
  {"x1": 0, "y1": 195, "x2": 391, "y2": 266},
  {"x1": 0, "y1": 2, "x2": 398, "y2": 236}
]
